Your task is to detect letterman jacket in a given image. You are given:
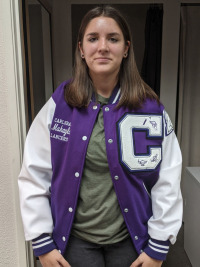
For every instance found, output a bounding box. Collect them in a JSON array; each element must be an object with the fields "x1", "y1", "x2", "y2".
[{"x1": 18, "y1": 81, "x2": 183, "y2": 261}]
